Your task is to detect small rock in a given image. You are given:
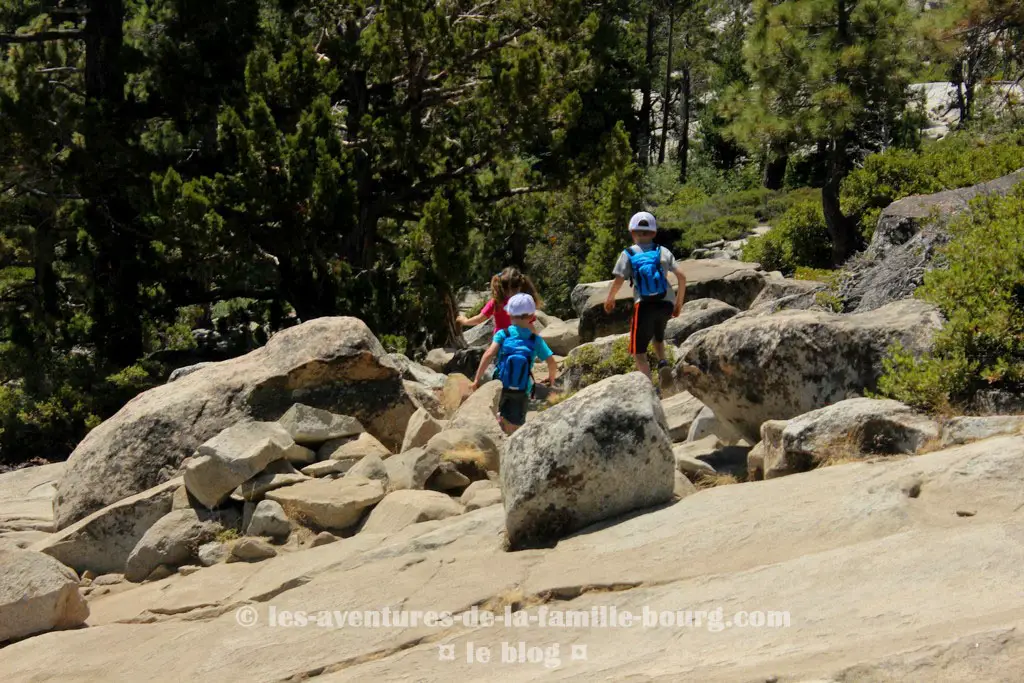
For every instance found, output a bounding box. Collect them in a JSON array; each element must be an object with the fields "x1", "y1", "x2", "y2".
[
  {"x1": 236, "y1": 460, "x2": 309, "y2": 501},
  {"x1": 384, "y1": 447, "x2": 441, "y2": 491},
  {"x1": 301, "y1": 460, "x2": 349, "y2": 478},
  {"x1": 464, "y1": 488, "x2": 502, "y2": 512},
  {"x1": 246, "y1": 500, "x2": 291, "y2": 540},
  {"x1": 425, "y1": 429, "x2": 501, "y2": 477},
  {"x1": 266, "y1": 477, "x2": 386, "y2": 531},
  {"x1": 459, "y1": 480, "x2": 498, "y2": 506},
  {"x1": 426, "y1": 462, "x2": 472, "y2": 492},
  {"x1": 278, "y1": 404, "x2": 364, "y2": 446},
  {"x1": 283, "y1": 444, "x2": 317, "y2": 466},
  {"x1": 317, "y1": 432, "x2": 391, "y2": 466},
  {"x1": 360, "y1": 490, "x2": 465, "y2": 534},
  {"x1": 229, "y1": 538, "x2": 278, "y2": 562},
  {"x1": 401, "y1": 408, "x2": 445, "y2": 452},
  {"x1": 674, "y1": 471, "x2": 697, "y2": 499},
  {"x1": 92, "y1": 573, "x2": 123, "y2": 586},
  {"x1": 184, "y1": 422, "x2": 293, "y2": 509},
  {"x1": 145, "y1": 564, "x2": 175, "y2": 582},
  {"x1": 441, "y1": 373, "x2": 472, "y2": 417},
  {"x1": 346, "y1": 454, "x2": 389, "y2": 485},
  {"x1": 197, "y1": 542, "x2": 229, "y2": 567},
  {"x1": 81, "y1": 570, "x2": 96, "y2": 582},
  {"x1": 956, "y1": 509, "x2": 976, "y2": 518},
  {"x1": 311, "y1": 531, "x2": 340, "y2": 547},
  {"x1": 178, "y1": 565, "x2": 202, "y2": 576}
]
